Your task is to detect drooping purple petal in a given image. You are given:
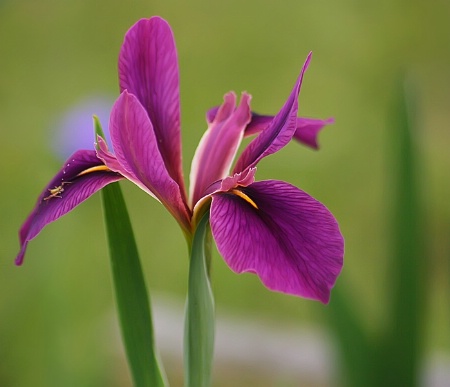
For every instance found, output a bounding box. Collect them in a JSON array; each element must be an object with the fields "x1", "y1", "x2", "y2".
[
  {"x1": 108, "y1": 90, "x2": 191, "y2": 230},
  {"x1": 207, "y1": 108, "x2": 333, "y2": 150},
  {"x1": 210, "y1": 179, "x2": 344, "y2": 303},
  {"x1": 246, "y1": 115, "x2": 334, "y2": 149},
  {"x1": 119, "y1": 17, "x2": 186, "y2": 197},
  {"x1": 292, "y1": 117, "x2": 334, "y2": 149},
  {"x1": 233, "y1": 53, "x2": 312, "y2": 174},
  {"x1": 189, "y1": 92, "x2": 251, "y2": 206},
  {"x1": 16, "y1": 150, "x2": 122, "y2": 265}
]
